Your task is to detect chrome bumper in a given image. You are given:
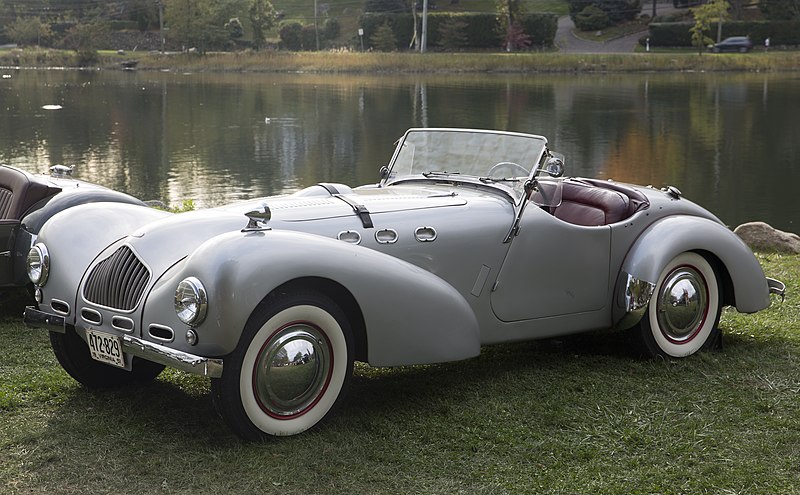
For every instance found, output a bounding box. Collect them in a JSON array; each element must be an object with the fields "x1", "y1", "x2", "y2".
[
  {"x1": 768, "y1": 277, "x2": 786, "y2": 302},
  {"x1": 23, "y1": 306, "x2": 223, "y2": 378}
]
